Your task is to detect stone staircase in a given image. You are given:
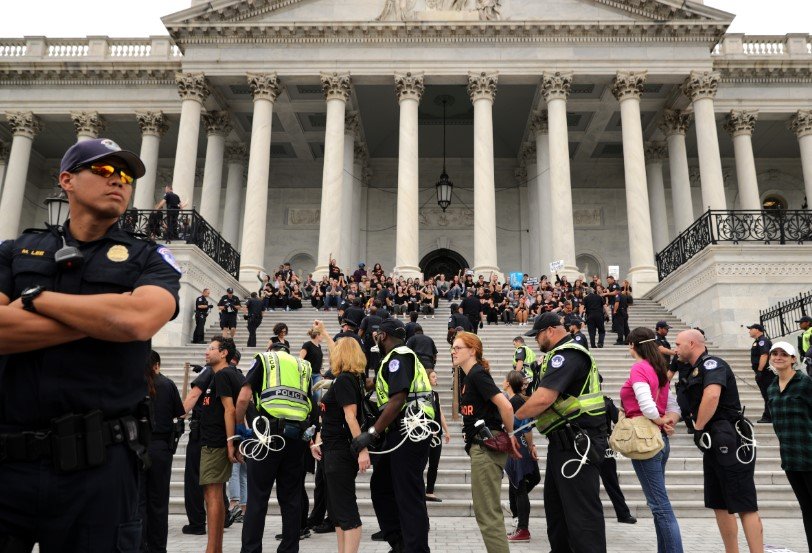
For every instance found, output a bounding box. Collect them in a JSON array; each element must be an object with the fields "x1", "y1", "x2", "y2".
[{"x1": 154, "y1": 297, "x2": 795, "y2": 519}]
